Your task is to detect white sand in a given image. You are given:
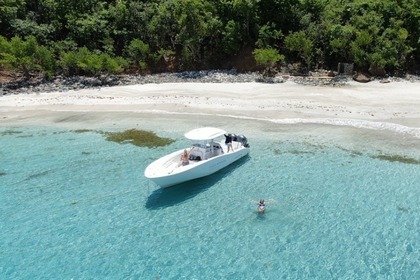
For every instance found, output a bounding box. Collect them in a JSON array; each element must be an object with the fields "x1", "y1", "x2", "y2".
[{"x1": 1, "y1": 80, "x2": 419, "y2": 136}]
